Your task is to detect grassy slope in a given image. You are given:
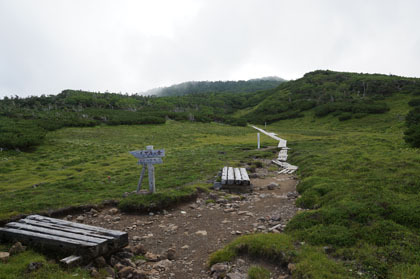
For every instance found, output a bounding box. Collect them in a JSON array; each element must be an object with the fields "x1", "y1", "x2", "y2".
[
  {"x1": 0, "y1": 121, "x2": 278, "y2": 220},
  {"x1": 210, "y1": 94, "x2": 420, "y2": 278}
]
